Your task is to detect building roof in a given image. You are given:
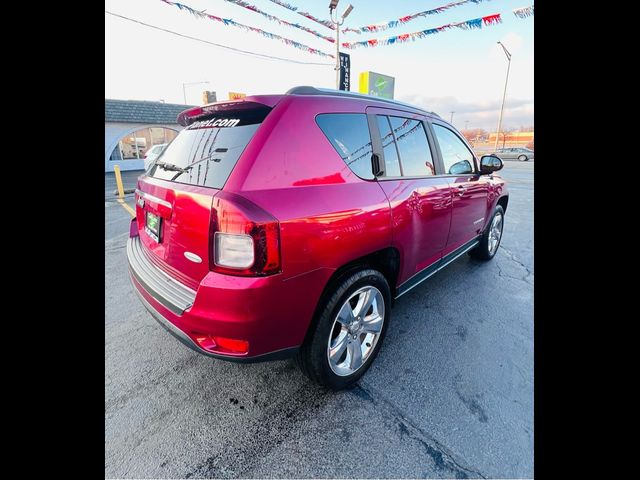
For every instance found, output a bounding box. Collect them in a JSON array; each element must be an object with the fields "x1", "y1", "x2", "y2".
[{"x1": 105, "y1": 99, "x2": 197, "y2": 124}]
